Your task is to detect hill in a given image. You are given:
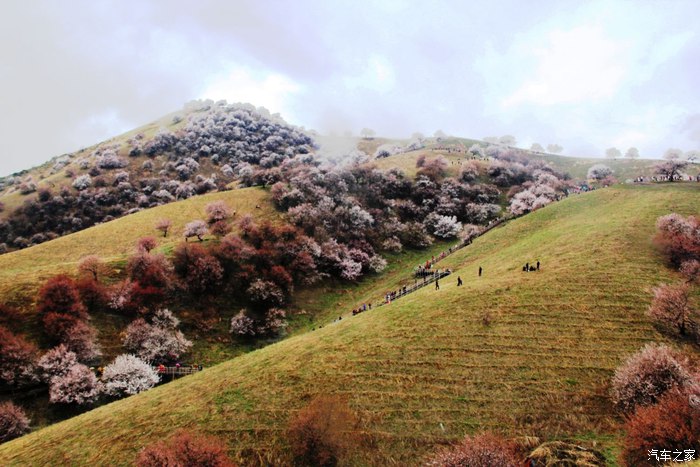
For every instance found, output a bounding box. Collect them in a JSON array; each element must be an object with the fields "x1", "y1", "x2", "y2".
[
  {"x1": 3, "y1": 183, "x2": 697, "y2": 466},
  {"x1": 0, "y1": 100, "x2": 314, "y2": 252}
]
